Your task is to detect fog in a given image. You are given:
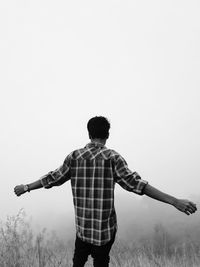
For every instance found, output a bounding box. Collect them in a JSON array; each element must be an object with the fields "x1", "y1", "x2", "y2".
[{"x1": 1, "y1": 0, "x2": 200, "y2": 243}]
